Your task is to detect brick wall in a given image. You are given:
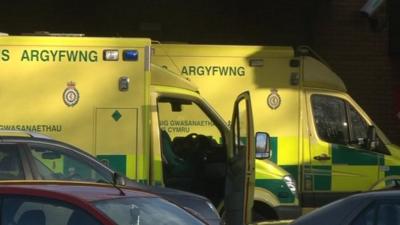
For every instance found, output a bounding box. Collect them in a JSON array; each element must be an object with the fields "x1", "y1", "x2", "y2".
[{"x1": 311, "y1": 0, "x2": 400, "y2": 144}]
